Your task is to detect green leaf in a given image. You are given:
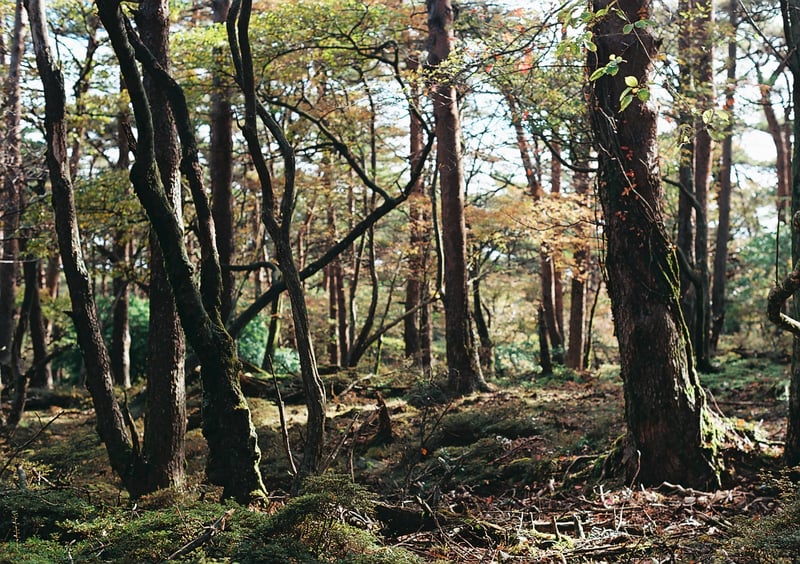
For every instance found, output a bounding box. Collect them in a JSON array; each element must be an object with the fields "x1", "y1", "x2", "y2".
[
  {"x1": 623, "y1": 23, "x2": 634, "y2": 34},
  {"x1": 607, "y1": 65, "x2": 620, "y2": 76},
  {"x1": 624, "y1": 75, "x2": 638, "y2": 87},
  {"x1": 620, "y1": 94, "x2": 633, "y2": 112},
  {"x1": 589, "y1": 67, "x2": 607, "y2": 81},
  {"x1": 702, "y1": 109, "x2": 714, "y2": 124},
  {"x1": 637, "y1": 89, "x2": 651, "y2": 102},
  {"x1": 584, "y1": 39, "x2": 597, "y2": 52}
]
